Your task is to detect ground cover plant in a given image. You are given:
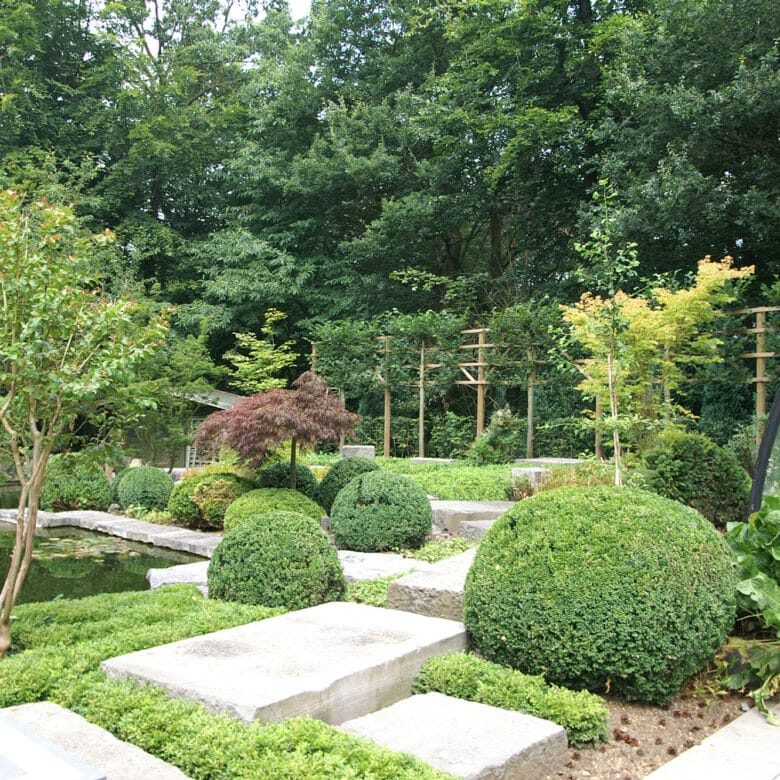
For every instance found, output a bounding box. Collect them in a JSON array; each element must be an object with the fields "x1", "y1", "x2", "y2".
[
  {"x1": 3, "y1": 587, "x2": 446, "y2": 779},
  {"x1": 464, "y1": 486, "x2": 737, "y2": 704}
]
